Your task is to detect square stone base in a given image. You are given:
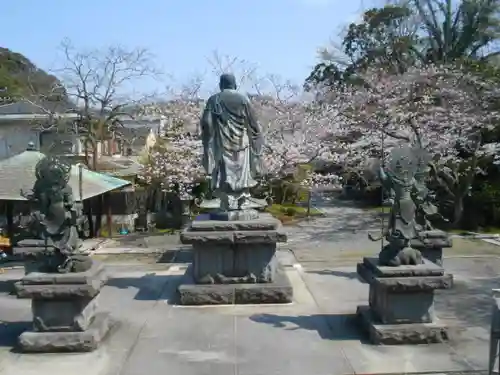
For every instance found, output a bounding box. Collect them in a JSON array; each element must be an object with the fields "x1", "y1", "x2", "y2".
[
  {"x1": 18, "y1": 312, "x2": 113, "y2": 353},
  {"x1": 209, "y1": 209, "x2": 259, "y2": 221},
  {"x1": 357, "y1": 305, "x2": 449, "y2": 345},
  {"x1": 178, "y1": 267, "x2": 293, "y2": 305}
]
